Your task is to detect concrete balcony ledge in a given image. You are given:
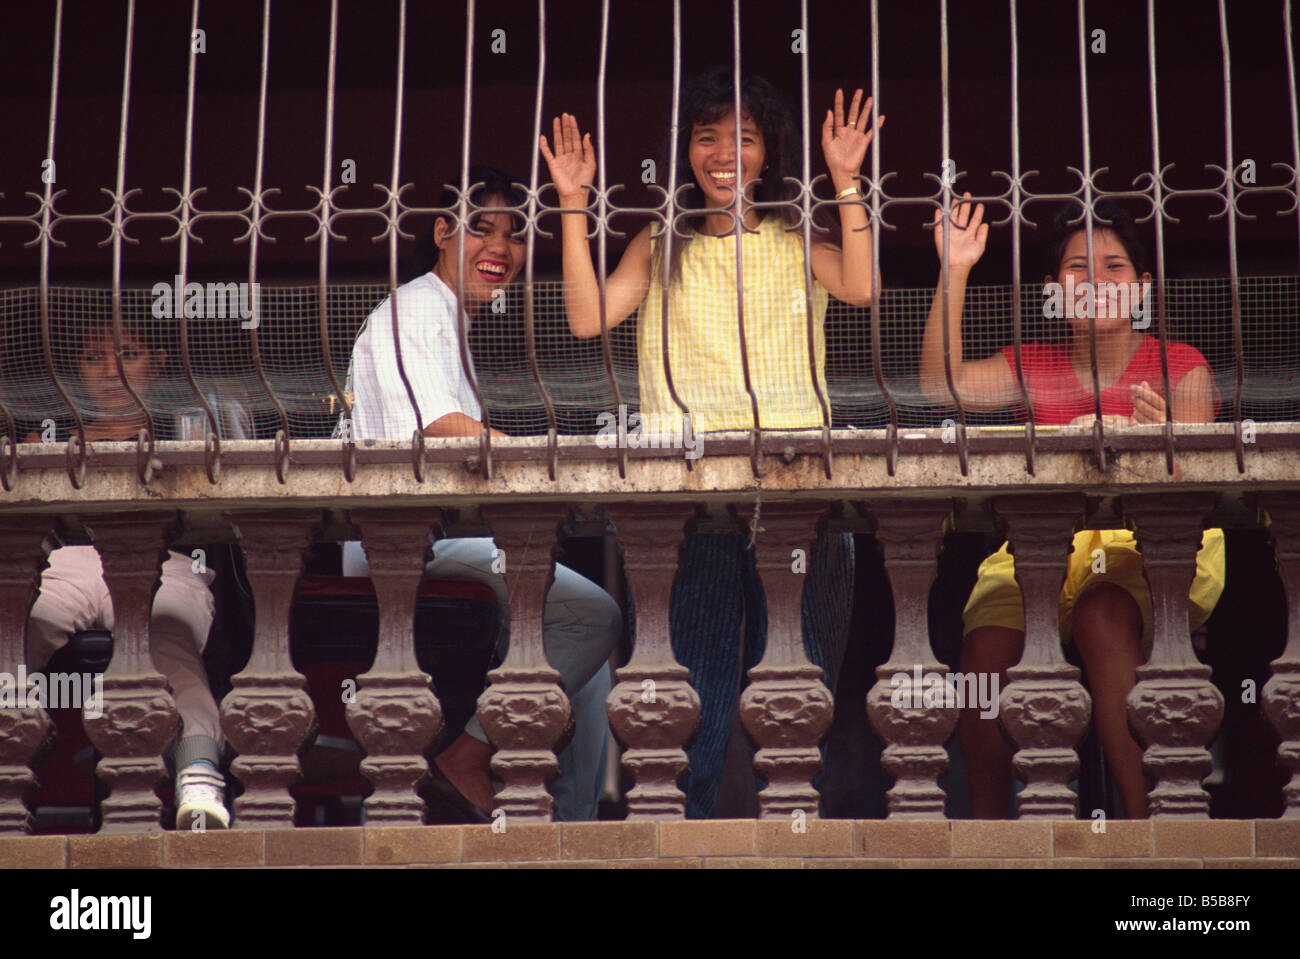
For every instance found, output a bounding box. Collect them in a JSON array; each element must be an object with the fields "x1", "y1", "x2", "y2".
[
  {"x1": 2, "y1": 820, "x2": 1297, "y2": 869},
  {"x1": 2, "y1": 428, "x2": 1298, "y2": 516}
]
